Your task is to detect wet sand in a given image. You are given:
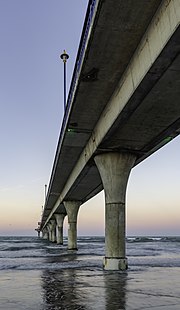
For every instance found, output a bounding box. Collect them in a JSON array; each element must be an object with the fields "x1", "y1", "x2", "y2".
[
  {"x1": 0, "y1": 266, "x2": 180, "y2": 309},
  {"x1": 1, "y1": 236, "x2": 180, "y2": 309}
]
